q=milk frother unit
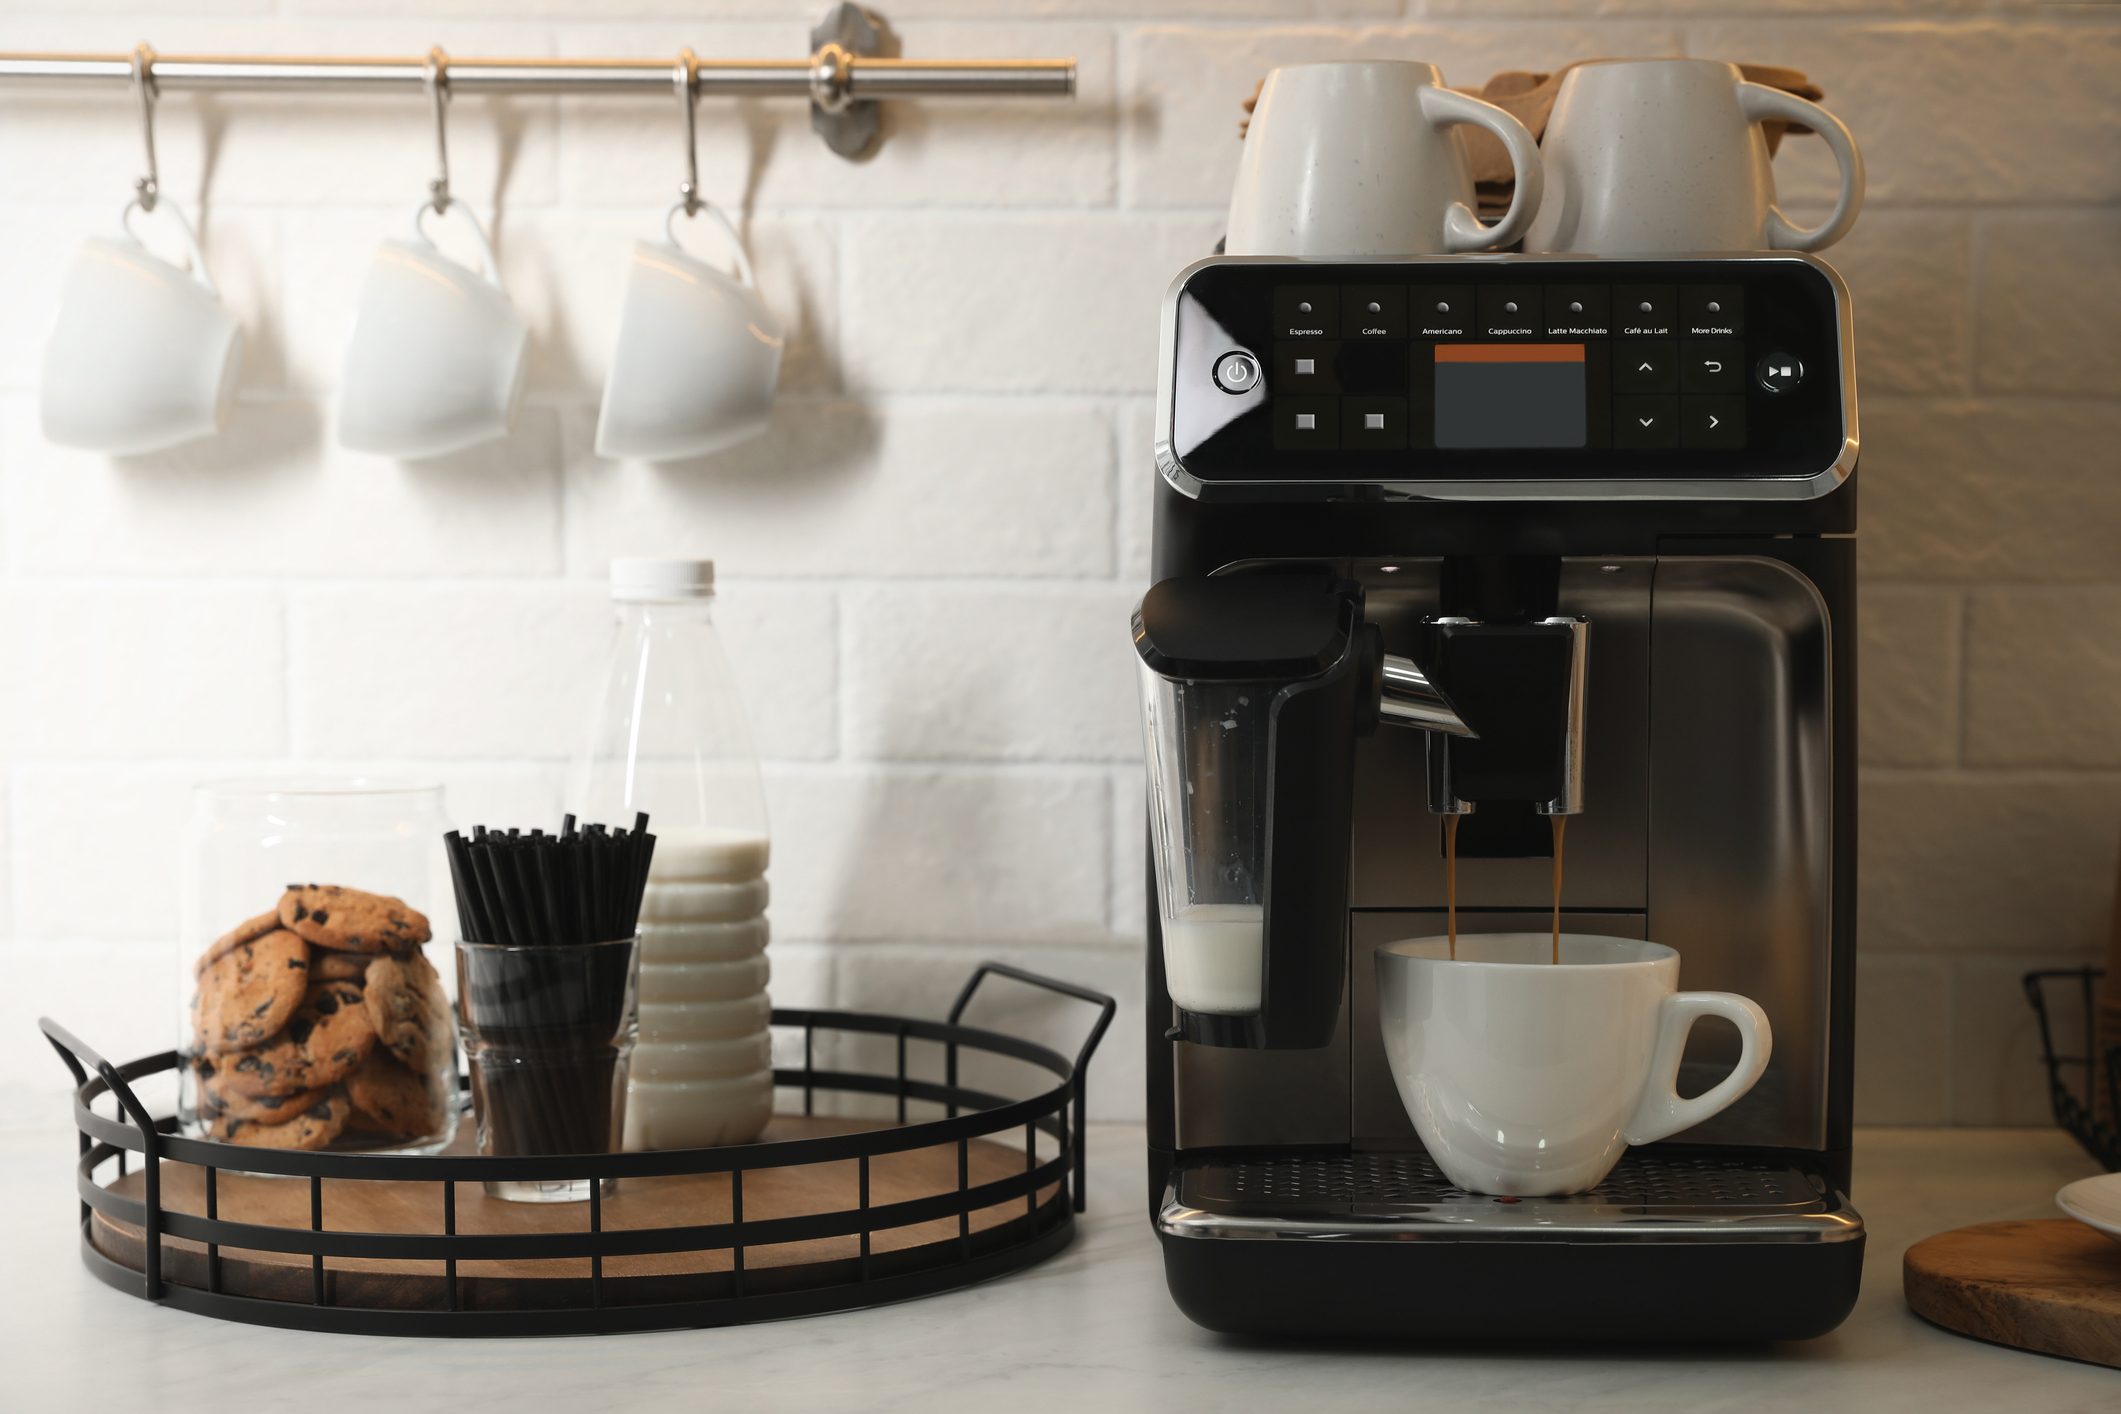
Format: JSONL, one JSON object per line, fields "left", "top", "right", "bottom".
{"left": 1136, "top": 254, "right": 1865, "bottom": 1341}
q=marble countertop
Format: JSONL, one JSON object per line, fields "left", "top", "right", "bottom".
{"left": 2, "top": 1120, "right": 2114, "bottom": 1412}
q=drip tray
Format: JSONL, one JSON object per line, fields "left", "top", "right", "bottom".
{"left": 1161, "top": 1151, "right": 1863, "bottom": 1245}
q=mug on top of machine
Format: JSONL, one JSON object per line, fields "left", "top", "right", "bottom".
{"left": 1225, "top": 61, "right": 1546, "bottom": 257}
{"left": 1523, "top": 57, "right": 1865, "bottom": 255}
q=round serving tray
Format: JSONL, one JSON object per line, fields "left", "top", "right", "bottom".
{"left": 43, "top": 962, "right": 1113, "bottom": 1337}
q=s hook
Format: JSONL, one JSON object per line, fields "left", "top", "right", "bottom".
{"left": 674, "top": 46, "right": 701, "bottom": 217}
{"left": 425, "top": 45, "right": 451, "bottom": 213}
{"left": 130, "top": 42, "right": 159, "bottom": 212}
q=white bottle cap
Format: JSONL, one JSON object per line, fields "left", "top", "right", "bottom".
{"left": 610, "top": 558, "right": 716, "bottom": 601}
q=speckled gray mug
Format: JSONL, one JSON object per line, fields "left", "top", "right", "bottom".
{"left": 1523, "top": 58, "right": 1864, "bottom": 256}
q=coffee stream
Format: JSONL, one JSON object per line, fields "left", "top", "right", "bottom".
{"left": 1550, "top": 815, "right": 1567, "bottom": 965}
{"left": 1444, "top": 813, "right": 1460, "bottom": 961}
{"left": 1439, "top": 814, "right": 1567, "bottom": 963}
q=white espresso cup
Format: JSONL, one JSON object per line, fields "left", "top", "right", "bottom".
{"left": 1225, "top": 61, "right": 1544, "bottom": 257}
{"left": 1376, "top": 933, "right": 1771, "bottom": 1197}
{"left": 1524, "top": 58, "right": 1865, "bottom": 255}
{"left": 339, "top": 202, "right": 528, "bottom": 460}
{"left": 595, "top": 202, "right": 784, "bottom": 462}
{"left": 41, "top": 198, "right": 244, "bottom": 455}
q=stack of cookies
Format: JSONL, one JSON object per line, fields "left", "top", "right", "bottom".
{"left": 187, "top": 884, "right": 457, "bottom": 1151}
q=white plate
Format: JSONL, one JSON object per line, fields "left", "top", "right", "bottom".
{"left": 2056, "top": 1173, "right": 2121, "bottom": 1241}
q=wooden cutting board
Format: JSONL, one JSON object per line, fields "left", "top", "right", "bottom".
{"left": 93, "top": 1115, "right": 1057, "bottom": 1311}
{"left": 1905, "top": 1219, "right": 2121, "bottom": 1369}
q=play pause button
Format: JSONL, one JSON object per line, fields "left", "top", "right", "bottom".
{"left": 1683, "top": 396, "right": 1746, "bottom": 449}
{"left": 1615, "top": 396, "right": 1679, "bottom": 449}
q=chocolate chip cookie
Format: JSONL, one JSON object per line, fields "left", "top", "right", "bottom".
{"left": 345, "top": 1053, "right": 447, "bottom": 1140}
{"left": 221, "top": 980, "right": 376, "bottom": 1097}
{"left": 194, "top": 907, "right": 284, "bottom": 975}
{"left": 279, "top": 884, "right": 430, "bottom": 955}
{"left": 201, "top": 1069, "right": 337, "bottom": 1127}
{"left": 364, "top": 952, "right": 452, "bottom": 1075}
{"left": 193, "top": 929, "right": 311, "bottom": 1051}
{"left": 310, "top": 950, "right": 373, "bottom": 984}
{"left": 212, "top": 1091, "right": 350, "bottom": 1150}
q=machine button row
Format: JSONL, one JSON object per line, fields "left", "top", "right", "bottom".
{"left": 1614, "top": 339, "right": 1746, "bottom": 394}
{"left": 1616, "top": 396, "right": 1746, "bottom": 450}
{"left": 1271, "top": 394, "right": 1745, "bottom": 451}
{"left": 1272, "top": 283, "right": 1744, "bottom": 340}
{"left": 1272, "top": 396, "right": 1410, "bottom": 451}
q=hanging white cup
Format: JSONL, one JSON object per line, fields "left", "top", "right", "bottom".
{"left": 41, "top": 198, "right": 244, "bottom": 455}
{"left": 595, "top": 203, "right": 784, "bottom": 462}
{"left": 339, "top": 201, "right": 528, "bottom": 460}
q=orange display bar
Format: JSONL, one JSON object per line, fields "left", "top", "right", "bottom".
{"left": 1435, "top": 343, "right": 1585, "bottom": 364}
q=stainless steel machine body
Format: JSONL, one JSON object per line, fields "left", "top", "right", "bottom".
{"left": 1139, "top": 254, "right": 1864, "bottom": 1341}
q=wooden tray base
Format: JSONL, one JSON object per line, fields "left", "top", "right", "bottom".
{"left": 94, "top": 1115, "right": 1059, "bottom": 1313}
{"left": 1904, "top": 1218, "right": 2121, "bottom": 1369}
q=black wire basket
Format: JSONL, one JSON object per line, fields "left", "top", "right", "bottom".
{"left": 2023, "top": 966, "right": 2121, "bottom": 1172}
{"left": 42, "top": 961, "right": 1114, "bottom": 1337}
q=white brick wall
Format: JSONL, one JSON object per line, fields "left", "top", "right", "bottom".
{"left": 1, "top": 2, "right": 2116, "bottom": 1130}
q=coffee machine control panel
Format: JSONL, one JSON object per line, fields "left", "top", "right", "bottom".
{"left": 1161, "top": 256, "right": 1853, "bottom": 499}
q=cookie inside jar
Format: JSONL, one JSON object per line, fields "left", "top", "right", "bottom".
{"left": 179, "top": 782, "right": 461, "bottom": 1156}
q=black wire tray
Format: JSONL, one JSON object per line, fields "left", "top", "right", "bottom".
{"left": 42, "top": 961, "right": 1114, "bottom": 1337}
{"left": 2024, "top": 966, "right": 2121, "bottom": 1172}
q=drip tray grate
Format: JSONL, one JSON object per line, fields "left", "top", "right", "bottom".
{"left": 1165, "top": 1151, "right": 1860, "bottom": 1244}
{"left": 1216, "top": 1150, "right": 1816, "bottom": 1208}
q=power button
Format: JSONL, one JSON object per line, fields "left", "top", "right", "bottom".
{"left": 1213, "top": 351, "right": 1262, "bottom": 394}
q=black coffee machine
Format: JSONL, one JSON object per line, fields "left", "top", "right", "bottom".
{"left": 1134, "top": 255, "right": 1864, "bottom": 1341}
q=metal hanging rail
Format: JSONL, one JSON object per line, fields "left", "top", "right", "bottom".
{"left": 0, "top": 5, "right": 1076, "bottom": 158}
{"left": 0, "top": 52, "right": 1076, "bottom": 97}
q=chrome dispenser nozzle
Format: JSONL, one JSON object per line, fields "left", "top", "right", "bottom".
{"left": 1377, "top": 653, "right": 1477, "bottom": 738}
{"left": 1419, "top": 615, "right": 1590, "bottom": 818}
{"left": 1534, "top": 616, "right": 1589, "bottom": 818}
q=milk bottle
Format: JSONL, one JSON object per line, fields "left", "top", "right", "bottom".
{"left": 573, "top": 559, "right": 774, "bottom": 1148}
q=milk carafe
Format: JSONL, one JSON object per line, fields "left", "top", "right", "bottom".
{"left": 572, "top": 558, "right": 773, "bottom": 1148}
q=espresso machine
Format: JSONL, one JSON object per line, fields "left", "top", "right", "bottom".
{"left": 1135, "top": 255, "right": 1865, "bottom": 1341}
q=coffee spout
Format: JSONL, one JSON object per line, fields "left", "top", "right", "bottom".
{"left": 1418, "top": 615, "right": 1590, "bottom": 819}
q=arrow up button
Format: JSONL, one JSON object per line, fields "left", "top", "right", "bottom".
{"left": 1613, "top": 340, "right": 1677, "bottom": 394}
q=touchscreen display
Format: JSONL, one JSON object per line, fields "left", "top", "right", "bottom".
{"left": 1434, "top": 344, "right": 1586, "bottom": 449}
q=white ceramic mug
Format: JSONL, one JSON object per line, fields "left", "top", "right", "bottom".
{"left": 339, "top": 202, "right": 528, "bottom": 459}
{"left": 1524, "top": 58, "right": 1865, "bottom": 255}
{"left": 1376, "top": 933, "right": 1771, "bottom": 1196}
{"left": 1225, "top": 61, "right": 1544, "bottom": 257}
{"left": 595, "top": 203, "right": 784, "bottom": 462}
{"left": 41, "top": 198, "right": 244, "bottom": 455}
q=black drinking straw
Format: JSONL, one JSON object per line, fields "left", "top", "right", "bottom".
{"left": 447, "top": 815, "right": 656, "bottom": 1164}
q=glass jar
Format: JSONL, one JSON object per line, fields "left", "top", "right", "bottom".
{"left": 179, "top": 780, "right": 460, "bottom": 1154}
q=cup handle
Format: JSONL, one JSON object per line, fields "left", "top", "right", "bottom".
{"left": 1623, "top": 992, "right": 1773, "bottom": 1146}
{"left": 664, "top": 200, "right": 759, "bottom": 288}
{"left": 1736, "top": 82, "right": 1866, "bottom": 253}
{"left": 412, "top": 199, "right": 504, "bottom": 286}
{"left": 122, "top": 196, "right": 219, "bottom": 298}
{"left": 1417, "top": 85, "right": 1545, "bottom": 254}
